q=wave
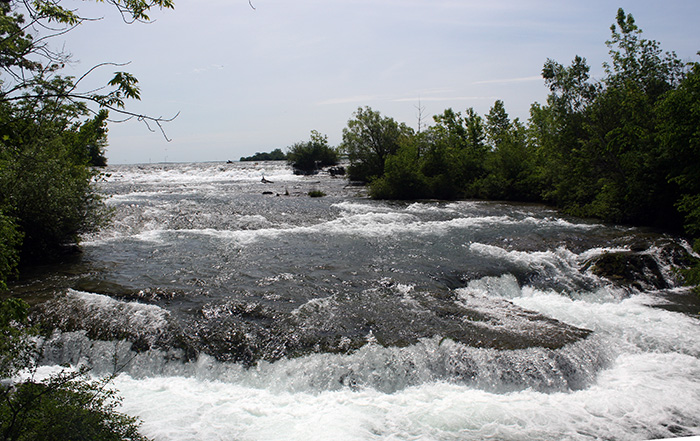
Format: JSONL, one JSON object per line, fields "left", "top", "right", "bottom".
{"left": 88, "top": 203, "right": 597, "bottom": 246}
{"left": 104, "top": 162, "right": 302, "bottom": 185}
{"left": 103, "top": 350, "right": 700, "bottom": 441}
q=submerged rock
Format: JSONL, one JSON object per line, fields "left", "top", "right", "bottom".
{"left": 279, "top": 288, "right": 591, "bottom": 357}
{"left": 585, "top": 245, "right": 688, "bottom": 291}
{"left": 179, "top": 286, "right": 592, "bottom": 365}
{"left": 33, "top": 285, "right": 592, "bottom": 368}
{"left": 588, "top": 251, "right": 666, "bottom": 289}
{"left": 33, "top": 290, "right": 187, "bottom": 354}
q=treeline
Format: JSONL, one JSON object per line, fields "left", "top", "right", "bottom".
{"left": 338, "top": 10, "right": 700, "bottom": 290}
{"left": 341, "top": 9, "right": 700, "bottom": 240}
{"left": 240, "top": 148, "right": 287, "bottom": 161}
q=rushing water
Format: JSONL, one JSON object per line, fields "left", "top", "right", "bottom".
{"left": 10, "top": 161, "right": 700, "bottom": 440}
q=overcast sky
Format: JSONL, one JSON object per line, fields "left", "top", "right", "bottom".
{"left": 59, "top": 0, "right": 700, "bottom": 164}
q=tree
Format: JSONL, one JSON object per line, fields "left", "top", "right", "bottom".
{"left": 528, "top": 8, "right": 689, "bottom": 227}
{"left": 542, "top": 55, "right": 598, "bottom": 115}
{"left": 0, "top": 213, "right": 22, "bottom": 290}
{"left": 604, "top": 8, "right": 685, "bottom": 100}
{"left": 286, "top": 130, "right": 338, "bottom": 175}
{"left": 0, "top": 0, "right": 175, "bottom": 276}
{"left": 369, "top": 141, "right": 430, "bottom": 199}
{"left": 240, "top": 148, "right": 287, "bottom": 161}
{"left": 341, "top": 106, "right": 413, "bottom": 182}
{"left": 420, "top": 107, "right": 488, "bottom": 198}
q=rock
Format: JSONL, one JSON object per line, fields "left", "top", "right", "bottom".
{"left": 587, "top": 251, "right": 667, "bottom": 290}
{"left": 328, "top": 166, "right": 346, "bottom": 176}
{"left": 183, "top": 287, "right": 592, "bottom": 366}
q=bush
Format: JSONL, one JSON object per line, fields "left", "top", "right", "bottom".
{"left": 287, "top": 130, "right": 338, "bottom": 175}
{"left": 0, "top": 100, "right": 110, "bottom": 264}
{"left": 0, "top": 298, "right": 151, "bottom": 441}
{"left": 369, "top": 144, "right": 430, "bottom": 200}
{"left": 341, "top": 107, "right": 413, "bottom": 182}
{"left": 308, "top": 190, "right": 326, "bottom": 197}
{"left": 240, "top": 148, "right": 287, "bottom": 161}
{"left": 0, "top": 212, "right": 22, "bottom": 289}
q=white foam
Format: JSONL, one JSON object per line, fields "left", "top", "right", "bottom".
{"left": 110, "top": 350, "right": 700, "bottom": 441}
{"left": 104, "top": 162, "right": 302, "bottom": 186}
{"left": 64, "top": 290, "right": 170, "bottom": 331}
{"left": 512, "top": 290, "right": 700, "bottom": 357}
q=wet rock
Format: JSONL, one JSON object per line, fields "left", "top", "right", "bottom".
{"left": 33, "top": 290, "right": 187, "bottom": 354}
{"left": 34, "top": 287, "right": 592, "bottom": 368}
{"left": 587, "top": 251, "right": 667, "bottom": 290}
{"left": 280, "top": 288, "right": 591, "bottom": 357}
{"left": 182, "top": 287, "right": 592, "bottom": 365}
{"left": 328, "top": 166, "right": 346, "bottom": 176}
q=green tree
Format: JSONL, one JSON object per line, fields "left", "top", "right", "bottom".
{"left": 604, "top": 8, "right": 685, "bottom": 101}
{"left": 655, "top": 60, "right": 700, "bottom": 291}
{"left": 574, "top": 8, "right": 685, "bottom": 226}
{"left": 0, "top": 0, "right": 174, "bottom": 277}
{"left": 0, "top": 87, "right": 110, "bottom": 263}
{"left": 0, "top": 213, "right": 22, "bottom": 290}
{"left": 286, "top": 130, "right": 338, "bottom": 175}
{"left": 532, "top": 56, "right": 598, "bottom": 209}
{"left": 420, "top": 108, "right": 488, "bottom": 199}
{"left": 530, "top": 8, "right": 687, "bottom": 227}
{"left": 477, "top": 101, "right": 534, "bottom": 200}
{"left": 341, "top": 106, "right": 413, "bottom": 182}
{"left": 368, "top": 141, "right": 431, "bottom": 199}
{"left": 240, "top": 148, "right": 287, "bottom": 161}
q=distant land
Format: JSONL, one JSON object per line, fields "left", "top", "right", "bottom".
{"left": 239, "top": 148, "right": 287, "bottom": 162}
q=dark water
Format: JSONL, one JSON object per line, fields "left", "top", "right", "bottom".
{"left": 10, "top": 162, "right": 700, "bottom": 441}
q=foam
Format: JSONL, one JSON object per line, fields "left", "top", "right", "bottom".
{"left": 105, "top": 350, "right": 700, "bottom": 441}
{"left": 104, "top": 162, "right": 303, "bottom": 186}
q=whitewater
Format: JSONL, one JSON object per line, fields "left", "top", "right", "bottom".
{"left": 12, "top": 161, "right": 700, "bottom": 440}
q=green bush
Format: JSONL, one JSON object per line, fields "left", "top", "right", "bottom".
{"left": 0, "top": 213, "right": 22, "bottom": 289}
{"left": 308, "top": 190, "right": 326, "bottom": 197}
{"left": 0, "top": 298, "right": 151, "bottom": 441}
{"left": 0, "top": 99, "right": 110, "bottom": 265}
{"left": 240, "top": 148, "right": 287, "bottom": 161}
{"left": 287, "top": 130, "right": 338, "bottom": 175}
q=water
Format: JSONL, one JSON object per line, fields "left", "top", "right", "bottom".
{"left": 11, "top": 161, "right": 700, "bottom": 440}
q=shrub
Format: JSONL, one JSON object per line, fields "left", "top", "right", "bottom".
{"left": 287, "top": 131, "right": 338, "bottom": 175}
{"left": 0, "top": 213, "right": 22, "bottom": 289}
{"left": 0, "top": 298, "right": 151, "bottom": 441}
{"left": 308, "top": 190, "right": 326, "bottom": 197}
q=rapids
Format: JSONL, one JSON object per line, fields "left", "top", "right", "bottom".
{"left": 8, "top": 161, "right": 700, "bottom": 440}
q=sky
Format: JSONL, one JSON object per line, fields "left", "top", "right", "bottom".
{"left": 58, "top": 0, "right": 700, "bottom": 164}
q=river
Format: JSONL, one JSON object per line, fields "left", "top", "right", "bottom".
{"left": 10, "top": 161, "right": 700, "bottom": 440}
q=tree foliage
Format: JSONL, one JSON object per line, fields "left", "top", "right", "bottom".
{"left": 286, "top": 130, "right": 338, "bottom": 175}
{"left": 345, "top": 9, "right": 700, "bottom": 293}
{"left": 0, "top": 298, "right": 151, "bottom": 441}
{"left": 240, "top": 148, "right": 287, "bottom": 162}
{"left": 0, "top": 0, "right": 174, "bottom": 283}
{"left": 345, "top": 9, "right": 700, "bottom": 292}
{"left": 351, "top": 9, "right": 697, "bottom": 225}
{"left": 341, "top": 106, "right": 413, "bottom": 182}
